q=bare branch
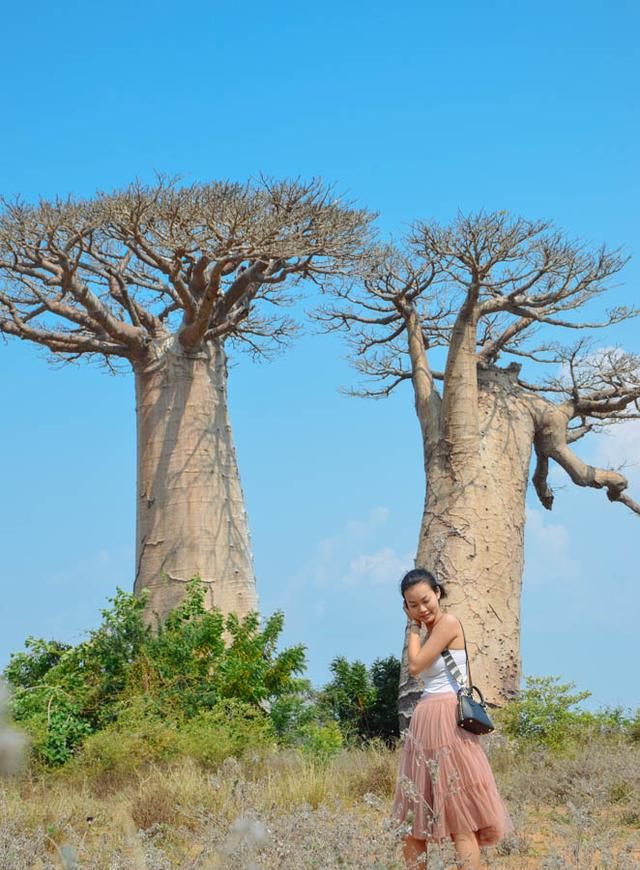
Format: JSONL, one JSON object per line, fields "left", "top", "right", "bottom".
{"left": 325, "top": 211, "right": 638, "bottom": 522}
{"left": 527, "top": 394, "right": 640, "bottom": 516}
{"left": 400, "top": 300, "right": 442, "bottom": 442}
{"left": 532, "top": 441, "right": 554, "bottom": 509}
{"left": 342, "top": 372, "right": 413, "bottom": 399}
{"left": 615, "top": 492, "right": 640, "bottom": 515}
{"left": 0, "top": 177, "right": 374, "bottom": 364}
{"left": 0, "top": 299, "right": 132, "bottom": 358}
{"left": 317, "top": 244, "right": 451, "bottom": 399}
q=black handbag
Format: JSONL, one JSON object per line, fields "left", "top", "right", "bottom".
{"left": 441, "top": 624, "right": 495, "bottom": 735}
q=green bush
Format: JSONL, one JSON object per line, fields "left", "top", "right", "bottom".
{"left": 320, "top": 657, "right": 375, "bottom": 742}
{"left": 4, "top": 579, "right": 306, "bottom": 767}
{"left": 626, "top": 709, "right": 640, "bottom": 743}
{"left": 497, "top": 676, "right": 592, "bottom": 750}
{"left": 319, "top": 655, "right": 400, "bottom": 744}
{"left": 298, "top": 720, "right": 343, "bottom": 763}
{"left": 6, "top": 589, "right": 152, "bottom": 766}
{"left": 177, "top": 699, "right": 276, "bottom": 767}
{"left": 4, "top": 638, "right": 71, "bottom": 689}
{"left": 577, "top": 705, "right": 636, "bottom": 739}
{"left": 368, "top": 656, "right": 401, "bottom": 742}
{"left": 268, "top": 677, "right": 322, "bottom": 745}
{"left": 14, "top": 690, "right": 92, "bottom": 767}
{"left": 68, "top": 696, "right": 275, "bottom": 781}
{"left": 75, "top": 717, "right": 180, "bottom": 778}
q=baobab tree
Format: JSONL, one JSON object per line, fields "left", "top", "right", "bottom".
{"left": 320, "top": 212, "right": 640, "bottom": 726}
{"left": 0, "top": 177, "right": 373, "bottom": 623}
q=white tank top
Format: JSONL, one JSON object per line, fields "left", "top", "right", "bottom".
{"left": 420, "top": 648, "right": 467, "bottom": 696}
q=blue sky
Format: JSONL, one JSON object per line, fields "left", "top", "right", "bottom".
{"left": 1, "top": 1, "right": 639, "bottom": 709}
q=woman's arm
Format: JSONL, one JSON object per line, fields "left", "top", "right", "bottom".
{"left": 407, "top": 613, "right": 459, "bottom": 677}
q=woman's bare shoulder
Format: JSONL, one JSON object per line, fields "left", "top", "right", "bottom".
{"left": 439, "top": 612, "right": 464, "bottom": 646}
{"left": 432, "top": 612, "right": 460, "bottom": 639}
{"left": 440, "top": 612, "right": 460, "bottom": 629}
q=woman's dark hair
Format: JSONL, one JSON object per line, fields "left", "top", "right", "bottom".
{"left": 400, "top": 568, "right": 447, "bottom": 601}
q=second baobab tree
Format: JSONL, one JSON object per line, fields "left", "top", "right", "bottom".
{"left": 322, "top": 211, "right": 640, "bottom": 725}
{"left": 0, "top": 177, "right": 373, "bottom": 623}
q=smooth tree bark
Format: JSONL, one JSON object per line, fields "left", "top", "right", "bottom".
{"left": 321, "top": 214, "right": 640, "bottom": 727}
{"left": 134, "top": 335, "right": 256, "bottom": 618}
{"left": 0, "top": 178, "right": 373, "bottom": 624}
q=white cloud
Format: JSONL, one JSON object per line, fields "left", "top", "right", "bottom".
{"left": 287, "top": 506, "right": 412, "bottom": 593}
{"left": 524, "top": 506, "right": 579, "bottom": 586}
{"left": 345, "top": 506, "right": 391, "bottom": 539}
{"left": 345, "top": 547, "right": 413, "bottom": 586}
{"left": 279, "top": 507, "right": 413, "bottom": 686}
{"left": 306, "top": 537, "right": 337, "bottom": 587}
{"left": 592, "top": 420, "right": 640, "bottom": 489}
{"left": 526, "top": 506, "right": 570, "bottom": 551}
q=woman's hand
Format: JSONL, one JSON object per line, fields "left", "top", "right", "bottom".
{"left": 403, "top": 602, "right": 422, "bottom": 632}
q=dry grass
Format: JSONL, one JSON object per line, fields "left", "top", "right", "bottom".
{"left": 1, "top": 736, "right": 639, "bottom": 869}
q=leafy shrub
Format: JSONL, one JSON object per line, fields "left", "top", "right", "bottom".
{"left": 69, "top": 697, "right": 275, "bottom": 785}
{"left": 497, "top": 676, "right": 592, "bottom": 750}
{"left": 177, "top": 699, "right": 276, "bottom": 767}
{"left": 320, "top": 657, "right": 375, "bottom": 742}
{"left": 367, "top": 656, "right": 401, "bottom": 742}
{"left": 627, "top": 709, "right": 640, "bottom": 743}
{"left": 6, "top": 590, "right": 152, "bottom": 766}
{"left": 268, "top": 677, "right": 322, "bottom": 745}
{"left": 4, "top": 638, "right": 71, "bottom": 689}
{"left": 125, "top": 580, "right": 306, "bottom": 720}
{"left": 576, "top": 705, "right": 637, "bottom": 740}
{"left": 319, "top": 655, "right": 400, "bottom": 744}
{"left": 74, "top": 716, "right": 180, "bottom": 780}
{"left": 4, "top": 579, "right": 306, "bottom": 767}
{"left": 498, "top": 679, "right": 640, "bottom": 752}
{"left": 29, "top": 694, "right": 92, "bottom": 767}
{"left": 298, "top": 720, "right": 343, "bottom": 763}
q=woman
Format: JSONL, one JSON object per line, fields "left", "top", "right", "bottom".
{"left": 392, "top": 568, "right": 511, "bottom": 870}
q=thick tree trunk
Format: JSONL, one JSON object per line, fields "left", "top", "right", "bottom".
{"left": 399, "top": 366, "right": 534, "bottom": 729}
{"left": 133, "top": 336, "right": 258, "bottom": 624}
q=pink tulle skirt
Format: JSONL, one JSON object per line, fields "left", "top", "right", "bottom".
{"left": 392, "top": 693, "right": 512, "bottom": 846}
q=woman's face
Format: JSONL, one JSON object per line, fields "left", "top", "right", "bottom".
{"left": 404, "top": 581, "right": 441, "bottom": 626}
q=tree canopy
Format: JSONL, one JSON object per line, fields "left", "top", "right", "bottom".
{"left": 0, "top": 176, "right": 374, "bottom": 365}
{"left": 321, "top": 211, "right": 640, "bottom": 513}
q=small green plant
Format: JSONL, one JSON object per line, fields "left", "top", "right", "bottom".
{"left": 320, "top": 657, "right": 376, "bottom": 742}
{"left": 73, "top": 715, "right": 180, "bottom": 779}
{"left": 299, "top": 720, "right": 343, "bottom": 763}
{"left": 607, "top": 779, "right": 633, "bottom": 804}
{"left": 319, "top": 655, "right": 401, "bottom": 744}
{"left": 367, "top": 656, "right": 401, "bottom": 742}
{"left": 177, "top": 698, "right": 276, "bottom": 767}
{"left": 4, "top": 638, "right": 71, "bottom": 689}
{"left": 268, "top": 677, "right": 321, "bottom": 744}
{"left": 627, "top": 709, "right": 640, "bottom": 743}
{"left": 497, "top": 676, "right": 592, "bottom": 750}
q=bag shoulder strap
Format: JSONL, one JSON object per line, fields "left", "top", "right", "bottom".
{"left": 441, "top": 648, "right": 465, "bottom": 689}
{"left": 441, "top": 617, "right": 472, "bottom": 690}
